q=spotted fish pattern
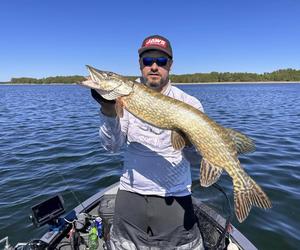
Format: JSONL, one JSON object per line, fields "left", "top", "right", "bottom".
{"left": 80, "top": 65, "right": 272, "bottom": 222}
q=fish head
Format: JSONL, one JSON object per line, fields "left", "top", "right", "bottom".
{"left": 86, "top": 65, "right": 126, "bottom": 91}
{"left": 79, "top": 65, "right": 134, "bottom": 100}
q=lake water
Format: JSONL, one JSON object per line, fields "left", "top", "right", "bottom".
{"left": 0, "top": 83, "right": 299, "bottom": 249}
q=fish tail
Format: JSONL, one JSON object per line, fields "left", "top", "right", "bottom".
{"left": 233, "top": 176, "right": 272, "bottom": 223}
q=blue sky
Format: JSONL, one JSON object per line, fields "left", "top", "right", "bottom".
{"left": 0, "top": 0, "right": 299, "bottom": 81}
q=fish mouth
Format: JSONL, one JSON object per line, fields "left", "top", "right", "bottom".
{"left": 86, "top": 65, "right": 107, "bottom": 80}
{"left": 86, "top": 65, "right": 122, "bottom": 82}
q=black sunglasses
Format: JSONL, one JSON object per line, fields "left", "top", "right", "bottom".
{"left": 142, "top": 57, "right": 169, "bottom": 67}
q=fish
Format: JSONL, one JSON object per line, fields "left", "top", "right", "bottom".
{"left": 79, "top": 65, "right": 272, "bottom": 222}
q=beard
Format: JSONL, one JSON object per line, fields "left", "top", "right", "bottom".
{"left": 143, "top": 75, "right": 168, "bottom": 91}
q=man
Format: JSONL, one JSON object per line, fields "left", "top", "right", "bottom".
{"left": 92, "top": 35, "right": 204, "bottom": 249}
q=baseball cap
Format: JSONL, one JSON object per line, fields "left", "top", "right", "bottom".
{"left": 138, "top": 35, "right": 173, "bottom": 58}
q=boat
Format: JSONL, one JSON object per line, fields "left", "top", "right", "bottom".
{"left": 1, "top": 182, "right": 257, "bottom": 250}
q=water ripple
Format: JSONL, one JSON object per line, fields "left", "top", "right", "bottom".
{"left": 1, "top": 84, "right": 300, "bottom": 249}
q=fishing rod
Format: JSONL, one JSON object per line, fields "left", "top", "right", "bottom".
{"left": 55, "top": 170, "right": 86, "bottom": 212}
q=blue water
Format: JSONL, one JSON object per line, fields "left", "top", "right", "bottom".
{"left": 0, "top": 84, "right": 299, "bottom": 249}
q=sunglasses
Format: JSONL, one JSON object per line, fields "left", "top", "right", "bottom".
{"left": 142, "top": 57, "right": 169, "bottom": 67}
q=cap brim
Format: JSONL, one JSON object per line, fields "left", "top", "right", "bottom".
{"left": 138, "top": 46, "right": 172, "bottom": 58}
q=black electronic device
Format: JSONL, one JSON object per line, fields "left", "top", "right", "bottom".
{"left": 31, "top": 195, "right": 65, "bottom": 228}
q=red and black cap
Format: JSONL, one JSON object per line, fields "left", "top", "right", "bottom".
{"left": 138, "top": 35, "right": 173, "bottom": 58}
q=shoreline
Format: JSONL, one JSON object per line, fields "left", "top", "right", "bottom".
{"left": 172, "top": 81, "right": 300, "bottom": 85}
{"left": 0, "top": 83, "right": 77, "bottom": 85}
{"left": 1, "top": 81, "right": 300, "bottom": 86}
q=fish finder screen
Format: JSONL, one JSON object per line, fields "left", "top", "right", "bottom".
{"left": 32, "top": 195, "right": 64, "bottom": 223}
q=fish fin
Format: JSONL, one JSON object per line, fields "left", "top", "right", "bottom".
{"left": 233, "top": 176, "right": 272, "bottom": 223}
{"left": 226, "top": 128, "right": 255, "bottom": 154}
{"left": 200, "top": 159, "right": 223, "bottom": 187}
{"left": 115, "top": 98, "right": 124, "bottom": 118}
{"left": 171, "top": 130, "right": 186, "bottom": 150}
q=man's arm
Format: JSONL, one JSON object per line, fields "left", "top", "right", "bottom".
{"left": 91, "top": 89, "right": 127, "bottom": 152}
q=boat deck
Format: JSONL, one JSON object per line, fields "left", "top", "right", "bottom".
{"left": 44, "top": 183, "right": 256, "bottom": 250}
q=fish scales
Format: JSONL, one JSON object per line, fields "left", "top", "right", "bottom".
{"left": 80, "top": 65, "right": 272, "bottom": 222}
{"left": 126, "top": 87, "right": 239, "bottom": 183}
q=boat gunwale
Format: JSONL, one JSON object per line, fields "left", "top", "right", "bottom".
{"left": 40, "top": 182, "right": 257, "bottom": 250}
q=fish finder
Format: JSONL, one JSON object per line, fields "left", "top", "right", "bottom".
{"left": 31, "top": 195, "right": 65, "bottom": 228}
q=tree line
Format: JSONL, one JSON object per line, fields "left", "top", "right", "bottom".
{"left": 170, "top": 68, "right": 300, "bottom": 83}
{"left": 9, "top": 68, "right": 300, "bottom": 84}
{"left": 10, "top": 75, "right": 86, "bottom": 84}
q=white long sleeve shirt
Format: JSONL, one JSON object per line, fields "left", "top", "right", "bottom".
{"left": 99, "top": 83, "right": 204, "bottom": 197}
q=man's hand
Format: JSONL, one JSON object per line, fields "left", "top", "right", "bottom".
{"left": 91, "top": 89, "right": 117, "bottom": 117}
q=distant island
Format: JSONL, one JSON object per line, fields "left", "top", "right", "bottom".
{"left": 2, "top": 68, "right": 300, "bottom": 84}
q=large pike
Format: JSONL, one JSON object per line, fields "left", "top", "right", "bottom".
{"left": 80, "top": 65, "right": 271, "bottom": 222}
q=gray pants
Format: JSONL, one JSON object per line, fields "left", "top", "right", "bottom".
{"left": 108, "top": 190, "right": 204, "bottom": 250}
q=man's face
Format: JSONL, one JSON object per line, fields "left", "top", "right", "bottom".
{"left": 139, "top": 50, "right": 172, "bottom": 92}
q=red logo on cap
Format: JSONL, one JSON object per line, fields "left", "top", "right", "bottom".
{"left": 144, "top": 38, "right": 167, "bottom": 48}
